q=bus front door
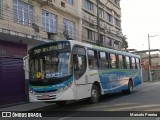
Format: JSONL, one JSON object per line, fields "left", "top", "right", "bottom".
{"left": 73, "top": 46, "right": 87, "bottom": 100}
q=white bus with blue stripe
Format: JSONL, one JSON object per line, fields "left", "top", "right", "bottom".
{"left": 27, "top": 40, "right": 142, "bottom": 105}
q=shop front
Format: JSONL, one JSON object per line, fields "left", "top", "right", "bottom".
{"left": 0, "top": 40, "right": 27, "bottom": 106}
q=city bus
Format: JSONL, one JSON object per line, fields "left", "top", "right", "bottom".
{"left": 24, "top": 40, "right": 142, "bottom": 105}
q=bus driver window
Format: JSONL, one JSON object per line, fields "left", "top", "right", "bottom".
{"left": 74, "top": 55, "right": 86, "bottom": 79}
{"left": 73, "top": 47, "right": 86, "bottom": 80}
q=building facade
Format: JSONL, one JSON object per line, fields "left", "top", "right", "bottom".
{"left": 81, "top": 0, "right": 122, "bottom": 49}
{"left": 134, "top": 50, "right": 160, "bottom": 81}
{"left": 0, "top": 0, "right": 122, "bottom": 52}
{"left": 0, "top": 0, "right": 122, "bottom": 105}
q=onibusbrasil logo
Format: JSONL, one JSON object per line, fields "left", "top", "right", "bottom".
{"left": 1, "top": 112, "right": 42, "bottom": 118}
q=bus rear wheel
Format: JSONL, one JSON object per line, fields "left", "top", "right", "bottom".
{"left": 89, "top": 85, "right": 99, "bottom": 104}
{"left": 122, "top": 80, "right": 133, "bottom": 94}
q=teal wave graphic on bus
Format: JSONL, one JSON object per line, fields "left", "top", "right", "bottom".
{"left": 29, "top": 75, "right": 73, "bottom": 92}
{"left": 97, "top": 69, "right": 141, "bottom": 94}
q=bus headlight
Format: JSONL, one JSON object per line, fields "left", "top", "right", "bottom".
{"left": 29, "top": 89, "right": 35, "bottom": 95}
{"left": 56, "top": 85, "right": 70, "bottom": 93}
{"left": 56, "top": 88, "right": 64, "bottom": 93}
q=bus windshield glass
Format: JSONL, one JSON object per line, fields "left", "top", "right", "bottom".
{"left": 29, "top": 42, "right": 72, "bottom": 80}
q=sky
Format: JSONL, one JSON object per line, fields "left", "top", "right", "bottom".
{"left": 120, "top": 0, "right": 160, "bottom": 50}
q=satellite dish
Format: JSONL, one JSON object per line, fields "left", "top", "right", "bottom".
{"left": 32, "top": 23, "right": 39, "bottom": 32}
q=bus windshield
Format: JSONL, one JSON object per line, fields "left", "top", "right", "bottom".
{"left": 29, "top": 52, "right": 72, "bottom": 80}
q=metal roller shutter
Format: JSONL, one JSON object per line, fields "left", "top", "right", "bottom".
{"left": 0, "top": 57, "right": 26, "bottom": 106}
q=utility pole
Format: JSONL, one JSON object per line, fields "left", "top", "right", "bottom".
{"left": 148, "top": 34, "right": 152, "bottom": 82}
{"left": 148, "top": 34, "right": 159, "bottom": 82}
{"left": 96, "top": 0, "right": 100, "bottom": 45}
{"left": 96, "top": 0, "right": 109, "bottom": 46}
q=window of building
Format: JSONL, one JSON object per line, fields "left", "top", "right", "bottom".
{"left": 114, "top": 0, "right": 120, "bottom": 6}
{"left": 106, "top": 37, "right": 113, "bottom": 47}
{"left": 100, "top": 34, "right": 105, "bottom": 43}
{"left": 66, "top": 0, "right": 73, "bottom": 5}
{"left": 114, "top": 40, "right": 120, "bottom": 49}
{"left": 84, "top": 0, "right": 93, "bottom": 12}
{"left": 87, "top": 49, "right": 98, "bottom": 69}
{"left": 63, "top": 19, "right": 75, "bottom": 39}
{"left": 42, "top": 10, "right": 57, "bottom": 33}
{"left": 114, "top": 18, "right": 120, "bottom": 27}
{"left": 99, "top": 8, "right": 104, "bottom": 18}
{"left": 87, "top": 29, "right": 95, "bottom": 41}
{"left": 13, "top": 0, "right": 34, "bottom": 26}
{"left": 106, "top": 12, "right": 113, "bottom": 23}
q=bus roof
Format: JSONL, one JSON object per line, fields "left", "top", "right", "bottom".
{"left": 68, "top": 40, "right": 140, "bottom": 58}
{"left": 30, "top": 40, "right": 140, "bottom": 58}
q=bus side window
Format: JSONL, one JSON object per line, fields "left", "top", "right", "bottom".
{"left": 129, "top": 57, "right": 132, "bottom": 69}
{"left": 118, "top": 55, "right": 124, "bottom": 69}
{"left": 110, "top": 53, "right": 117, "bottom": 69}
{"left": 87, "top": 49, "right": 98, "bottom": 69}
{"left": 135, "top": 58, "right": 140, "bottom": 69}
{"left": 131, "top": 57, "right": 136, "bottom": 69}
{"left": 123, "top": 55, "right": 127, "bottom": 69}
{"left": 116, "top": 55, "right": 119, "bottom": 68}
{"left": 73, "top": 46, "right": 86, "bottom": 80}
{"left": 126, "top": 56, "right": 131, "bottom": 69}
{"left": 106, "top": 53, "right": 111, "bottom": 68}
{"left": 99, "top": 51, "right": 108, "bottom": 69}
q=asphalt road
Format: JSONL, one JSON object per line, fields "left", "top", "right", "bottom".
{"left": 38, "top": 81, "right": 160, "bottom": 112}
{"left": 2, "top": 81, "right": 160, "bottom": 120}
{"left": 35, "top": 81, "right": 160, "bottom": 120}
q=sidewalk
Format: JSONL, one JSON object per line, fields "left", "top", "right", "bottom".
{"left": 0, "top": 102, "right": 55, "bottom": 112}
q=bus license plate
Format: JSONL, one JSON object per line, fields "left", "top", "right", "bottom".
{"left": 42, "top": 95, "right": 49, "bottom": 99}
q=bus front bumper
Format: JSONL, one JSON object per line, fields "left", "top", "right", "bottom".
{"left": 29, "top": 87, "right": 75, "bottom": 102}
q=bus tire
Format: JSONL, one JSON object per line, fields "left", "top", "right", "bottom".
{"left": 123, "top": 80, "right": 133, "bottom": 94}
{"left": 55, "top": 101, "right": 66, "bottom": 106}
{"left": 89, "top": 85, "right": 99, "bottom": 104}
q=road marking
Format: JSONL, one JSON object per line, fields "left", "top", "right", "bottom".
{"left": 58, "top": 112, "right": 80, "bottom": 120}
{"left": 144, "top": 108, "right": 160, "bottom": 111}
{"left": 109, "top": 84, "right": 160, "bottom": 104}
{"left": 77, "top": 83, "right": 160, "bottom": 111}
{"left": 104, "top": 104, "right": 160, "bottom": 111}
{"left": 78, "top": 103, "right": 138, "bottom": 110}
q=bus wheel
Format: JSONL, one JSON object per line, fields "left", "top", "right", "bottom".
{"left": 90, "top": 85, "right": 99, "bottom": 104}
{"left": 123, "top": 80, "right": 133, "bottom": 94}
{"left": 55, "top": 101, "right": 66, "bottom": 106}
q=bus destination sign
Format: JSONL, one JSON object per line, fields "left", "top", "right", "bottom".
{"left": 31, "top": 42, "right": 70, "bottom": 55}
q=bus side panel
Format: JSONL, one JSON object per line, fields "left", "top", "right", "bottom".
{"left": 88, "top": 70, "right": 104, "bottom": 94}
{"left": 97, "top": 69, "right": 142, "bottom": 94}
{"left": 98, "top": 70, "right": 128, "bottom": 94}
{"left": 132, "top": 69, "right": 142, "bottom": 87}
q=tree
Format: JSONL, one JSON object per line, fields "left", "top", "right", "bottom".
{"left": 122, "top": 35, "right": 128, "bottom": 50}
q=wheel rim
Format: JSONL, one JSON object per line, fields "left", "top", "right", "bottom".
{"left": 92, "top": 89, "right": 98, "bottom": 101}
{"left": 129, "top": 82, "right": 133, "bottom": 92}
